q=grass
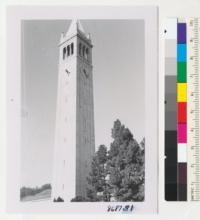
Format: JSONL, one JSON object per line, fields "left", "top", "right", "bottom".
{"left": 21, "top": 189, "right": 51, "bottom": 202}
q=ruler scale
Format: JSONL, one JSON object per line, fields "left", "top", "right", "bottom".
{"left": 187, "top": 18, "right": 200, "bottom": 201}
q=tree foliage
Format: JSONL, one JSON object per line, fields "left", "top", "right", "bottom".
{"left": 86, "top": 145, "right": 111, "bottom": 201}
{"left": 86, "top": 119, "right": 145, "bottom": 202}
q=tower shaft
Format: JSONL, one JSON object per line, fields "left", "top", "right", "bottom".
{"left": 52, "top": 20, "right": 95, "bottom": 202}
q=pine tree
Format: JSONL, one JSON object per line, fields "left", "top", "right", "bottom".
{"left": 86, "top": 145, "right": 109, "bottom": 201}
{"left": 86, "top": 119, "right": 145, "bottom": 202}
{"left": 107, "top": 119, "right": 145, "bottom": 201}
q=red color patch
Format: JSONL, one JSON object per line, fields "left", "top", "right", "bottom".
{"left": 178, "top": 102, "right": 187, "bottom": 123}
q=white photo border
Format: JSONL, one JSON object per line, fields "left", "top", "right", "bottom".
{"left": 7, "top": 5, "right": 158, "bottom": 214}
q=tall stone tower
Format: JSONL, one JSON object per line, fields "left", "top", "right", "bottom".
{"left": 52, "top": 20, "right": 95, "bottom": 202}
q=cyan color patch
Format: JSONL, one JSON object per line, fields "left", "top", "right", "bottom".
{"left": 177, "top": 44, "right": 186, "bottom": 62}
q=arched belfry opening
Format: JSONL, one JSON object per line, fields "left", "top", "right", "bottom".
{"left": 67, "top": 45, "right": 70, "bottom": 56}
{"left": 79, "top": 43, "right": 82, "bottom": 56}
{"left": 63, "top": 47, "right": 66, "bottom": 60}
{"left": 71, "top": 43, "right": 74, "bottom": 55}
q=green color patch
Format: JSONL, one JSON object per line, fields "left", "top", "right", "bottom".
{"left": 177, "top": 62, "right": 187, "bottom": 82}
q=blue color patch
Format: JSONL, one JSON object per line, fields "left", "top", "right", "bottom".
{"left": 177, "top": 44, "right": 186, "bottom": 62}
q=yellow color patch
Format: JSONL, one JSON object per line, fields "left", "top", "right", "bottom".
{"left": 177, "top": 83, "right": 187, "bottom": 102}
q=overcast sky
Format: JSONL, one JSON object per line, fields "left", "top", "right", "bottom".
{"left": 21, "top": 19, "right": 144, "bottom": 188}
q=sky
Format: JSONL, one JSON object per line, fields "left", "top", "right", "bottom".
{"left": 21, "top": 19, "right": 144, "bottom": 188}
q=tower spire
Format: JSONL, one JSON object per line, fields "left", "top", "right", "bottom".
{"left": 60, "top": 19, "right": 91, "bottom": 45}
{"left": 66, "top": 19, "right": 85, "bottom": 37}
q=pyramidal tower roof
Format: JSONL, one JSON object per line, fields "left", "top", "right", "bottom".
{"left": 67, "top": 19, "right": 85, "bottom": 36}
{"left": 60, "top": 19, "right": 92, "bottom": 45}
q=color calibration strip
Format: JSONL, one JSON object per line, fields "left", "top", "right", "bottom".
{"left": 177, "top": 20, "right": 187, "bottom": 201}
{"left": 165, "top": 18, "right": 200, "bottom": 201}
{"left": 165, "top": 18, "right": 178, "bottom": 201}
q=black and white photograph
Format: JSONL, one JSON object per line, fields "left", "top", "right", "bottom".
{"left": 20, "top": 19, "right": 145, "bottom": 203}
{"left": 7, "top": 6, "right": 158, "bottom": 214}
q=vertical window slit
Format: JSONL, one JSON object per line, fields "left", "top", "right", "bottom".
{"left": 67, "top": 45, "right": 70, "bottom": 56}
{"left": 71, "top": 43, "right": 74, "bottom": 55}
{"left": 63, "top": 47, "right": 66, "bottom": 60}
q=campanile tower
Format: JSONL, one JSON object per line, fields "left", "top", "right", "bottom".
{"left": 52, "top": 20, "right": 95, "bottom": 202}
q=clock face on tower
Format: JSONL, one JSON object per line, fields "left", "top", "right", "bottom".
{"left": 64, "top": 62, "right": 70, "bottom": 76}
{"left": 83, "top": 68, "right": 89, "bottom": 78}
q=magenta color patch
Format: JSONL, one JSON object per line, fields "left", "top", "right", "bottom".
{"left": 178, "top": 123, "right": 187, "bottom": 143}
